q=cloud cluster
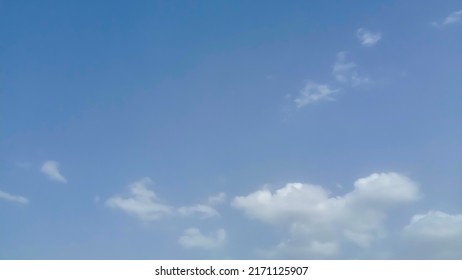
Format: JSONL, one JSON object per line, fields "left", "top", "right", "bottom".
{"left": 178, "top": 228, "right": 227, "bottom": 250}
{"left": 233, "top": 173, "right": 419, "bottom": 258}
{"left": 106, "top": 178, "right": 226, "bottom": 250}
{"left": 293, "top": 28, "right": 377, "bottom": 108}
{"left": 41, "top": 161, "right": 67, "bottom": 183}
{"left": 0, "top": 189, "right": 29, "bottom": 204}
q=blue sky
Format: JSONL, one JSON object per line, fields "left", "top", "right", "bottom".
{"left": 1, "top": 0, "right": 461, "bottom": 259}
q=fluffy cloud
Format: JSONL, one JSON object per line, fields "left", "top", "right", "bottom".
{"left": 178, "top": 228, "right": 226, "bottom": 250}
{"left": 433, "top": 10, "right": 462, "bottom": 26}
{"left": 403, "top": 211, "right": 462, "bottom": 259}
{"left": 333, "top": 52, "right": 370, "bottom": 87}
{"left": 106, "top": 177, "right": 173, "bottom": 221}
{"left": 232, "top": 173, "right": 419, "bottom": 258}
{"left": 41, "top": 161, "right": 67, "bottom": 183}
{"left": 178, "top": 204, "right": 220, "bottom": 219}
{"left": 356, "top": 28, "right": 382, "bottom": 46}
{"left": 0, "top": 189, "right": 29, "bottom": 204}
{"left": 294, "top": 81, "right": 338, "bottom": 108}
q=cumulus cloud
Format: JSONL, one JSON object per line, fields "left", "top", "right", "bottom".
{"left": 178, "top": 228, "right": 226, "bottom": 250}
{"left": 333, "top": 52, "right": 371, "bottom": 87}
{"left": 0, "top": 189, "right": 29, "bottom": 204}
{"left": 41, "top": 161, "right": 67, "bottom": 183}
{"left": 433, "top": 10, "right": 462, "bottom": 26}
{"left": 294, "top": 81, "right": 338, "bottom": 108}
{"left": 356, "top": 28, "right": 382, "bottom": 46}
{"left": 403, "top": 211, "right": 462, "bottom": 259}
{"left": 208, "top": 192, "right": 227, "bottom": 205}
{"left": 106, "top": 177, "right": 173, "bottom": 221}
{"left": 178, "top": 204, "right": 220, "bottom": 219}
{"left": 232, "top": 172, "right": 419, "bottom": 258}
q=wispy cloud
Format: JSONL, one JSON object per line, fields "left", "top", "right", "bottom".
{"left": 208, "top": 192, "right": 227, "bottom": 205}
{"left": 178, "top": 204, "right": 220, "bottom": 219}
{"left": 433, "top": 10, "right": 462, "bottom": 27}
{"left": 178, "top": 228, "right": 226, "bottom": 250}
{"left": 356, "top": 28, "right": 382, "bottom": 46}
{"left": 333, "top": 52, "right": 371, "bottom": 87}
{"left": 232, "top": 172, "right": 420, "bottom": 258}
{"left": 106, "top": 177, "right": 173, "bottom": 221}
{"left": 0, "top": 189, "right": 29, "bottom": 204}
{"left": 106, "top": 178, "right": 221, "bottom": 221}
{"left": 41, "top": 161, "right": 67, "bottom": 183}
{"left": 294, "top": 81, "right": 338, "bottom": 108}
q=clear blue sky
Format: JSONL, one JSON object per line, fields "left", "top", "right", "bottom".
{"left": 1, "top": 0, "right": 461, "bottom": 259}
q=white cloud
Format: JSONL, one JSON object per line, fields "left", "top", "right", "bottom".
{"left": 208, "top": 192, "right": 227, "bottom": 205}
{"left": 178, "top": 204, "right": 220, "bottom": 219}
{"left": 333, "top": 52, "right": 371, "bottom": 87}
{"left": 0, "top": 189, "right": 29, "bottom": 204}
{"left": 405, "top": 211, "right": 462, "bottom": 239}
{"left": 178, "top": 228, "right": 226, "bottom": 250}
{"left": 41, "top": 161, "right": 67, "bottom": 183}
{"left": 294, "top": 81, "right": 338, "bottom": 108}
{"left": 232, "top": 172, "right": 419, "bottom": 258}
{"left": 403, "top": 211, "right": 462, "bottom": 258}
{"left": 106, "top": 178, "right": 223, "bottom": 221}
{"left": 433, "top": 10, "right": 462, "bottom": 26}
{"left": 356, "top": 28, "right": 382, "bottom": 46}
{"left": 106, "top": 177, "right": 173, "bottom": 221}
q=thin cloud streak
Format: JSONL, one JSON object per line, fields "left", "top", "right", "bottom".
{"left": 0, "top": 189, "right": 29, "bottom": 204}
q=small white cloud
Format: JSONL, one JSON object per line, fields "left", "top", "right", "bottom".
{"left": 294, "top": 81, "right": 338, "bottom": 108}
{"left": 433, "top": 10, "right": 462, "bottom": 26}
{"left": 232, "top": 172, "right": 419, "bottom": 258}
{"left": 0, "top": 189, "right": 29, "bottom": 204}
{"left": 178, "top": 204, "right": 219, "bottom": 219}
{"left": 349, "top": 172, "right": 420, "bottom": 206}
{"left": 405, "top": 211, "right": 462, "bottom": 239}
{"left": 41, "top": 161, "right": 67, "bottom": 183}
{"left": 178, "top": 228, "right": 226, "bottom": 250}
{"left": 356, "top": 28, "right": 382, "bottom": 46}
{"left": 403, "top": 211, "right": 462, "bottom": 258}
{"left": 208, "top": 192, "right": 227, "bottom": 205}
{"left": 106, "top": 177, "right": 173, "bottom": 221}
{"left": 333, "top": 52, "right": 371, "bottom": 87}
